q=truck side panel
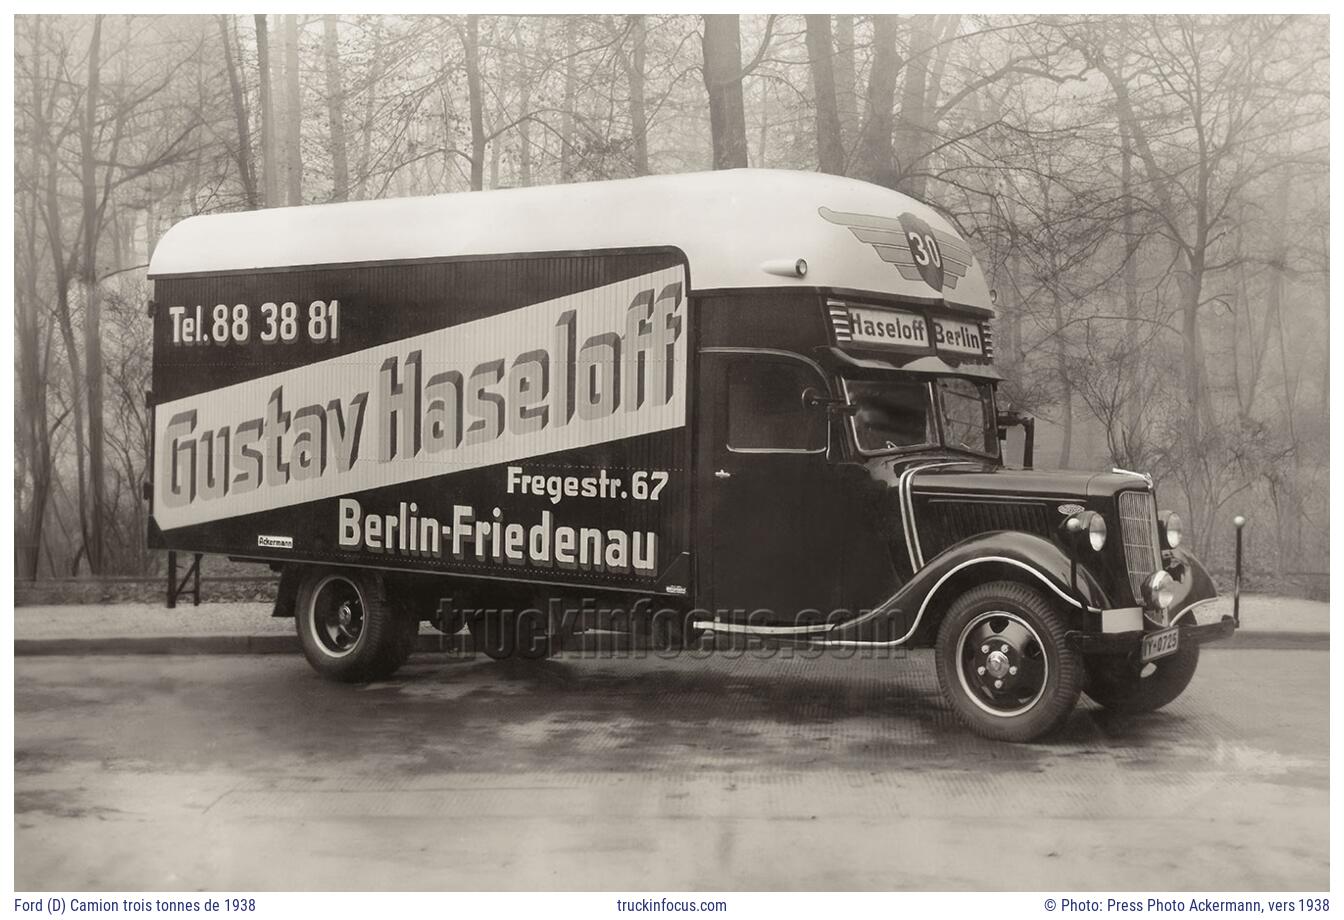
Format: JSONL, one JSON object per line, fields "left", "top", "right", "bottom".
{"left": 148, "top": 249, "right": 693, "bottom": 596}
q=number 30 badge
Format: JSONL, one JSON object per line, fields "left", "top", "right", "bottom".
{"left": 898, "top": 212, "right": 946, "bottom": 292}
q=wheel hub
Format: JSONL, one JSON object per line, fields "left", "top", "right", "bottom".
{"left": 956, "top": 610, "right": 1049, "bottom": 718}
{"left": 310, "top": 577, "right": 365, "bottom": 657}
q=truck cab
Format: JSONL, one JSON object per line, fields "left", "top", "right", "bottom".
{"left": 684, "top": 206, "right": 1234, "bottom": 740}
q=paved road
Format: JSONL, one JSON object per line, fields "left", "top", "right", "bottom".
{"left": 14, "top": 646, "right": 1327, "bottom": 891}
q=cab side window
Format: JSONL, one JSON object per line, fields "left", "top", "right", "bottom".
{"left": 726, "top": 356, "right": 827, "bottom": 452}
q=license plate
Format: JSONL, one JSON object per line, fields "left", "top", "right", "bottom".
{"left": 1141, "top": 626, "right": 1180, "bottom": 663}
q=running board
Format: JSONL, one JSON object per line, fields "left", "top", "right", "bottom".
{"left": 692, "top": 620, "right": 832, "bottom": 636}
{"left": 693, "top": 617, "right": 913, "bottom": 644}
{"left": 693, "top": 620, "right": 915, "bottom": 650}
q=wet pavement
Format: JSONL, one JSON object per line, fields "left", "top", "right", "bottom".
{"left": 13, "top": 646, "right": 1327, "bottom": 891}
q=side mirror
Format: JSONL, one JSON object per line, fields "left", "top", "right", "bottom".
{"left": 996, "top": 411, "right": 1035, "bottom": 469}
{"left": 802, "top": 387, "right": 859, "bottom": 416}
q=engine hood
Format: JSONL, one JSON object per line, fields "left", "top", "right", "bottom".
{"left": 873, "top": 457, "right": 1152, "bottom": 501}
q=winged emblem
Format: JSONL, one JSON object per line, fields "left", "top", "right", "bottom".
{"left": 819, "top": 206, "right": 973, "bottom": 292}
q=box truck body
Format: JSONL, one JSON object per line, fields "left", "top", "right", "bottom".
{"left": 150, "top": 250, "right": 692, "bottom": 595}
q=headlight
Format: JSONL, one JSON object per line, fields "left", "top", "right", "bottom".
{"left": 1143, "top": 570, "right": 1175, "bottom": 612}
{"left": 1064, "top": 510, "right": 1107, "bottom": 551}
{"left": 1159, "top": 510, "right": 1182, "bottom": 549}
{"left": 1086, "top": 512, "right": 1107, "bottom": 551}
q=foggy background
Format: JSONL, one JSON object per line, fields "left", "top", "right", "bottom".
{"left": 12, "top": 14, "right": 1329, "bottom": 590}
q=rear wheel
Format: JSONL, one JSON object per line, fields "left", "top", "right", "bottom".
{"left": 934, "top": 581, "right": 1082, "bottom": 742}
{"left": 1084, "top": 642, "right": 1200, "bottom": 714}
{"left": 295, "top": 567, "right": 416, "bottom": 682}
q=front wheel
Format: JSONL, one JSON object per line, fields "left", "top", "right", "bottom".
{"left": 1084, "top": 642, "right": 1200, "bottom": 714}
{"left": 295, "top": 567, "right": 416, "bottom": 682}
{"left": 934, "top": 581, "right": 1082, "bottom": 742}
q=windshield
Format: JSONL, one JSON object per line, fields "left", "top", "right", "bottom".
{"left": 935, "top": 377, "right": 998, "bottom": 455}
{"left": 846, "top": 376, "right": 997, "bottom": 457}
{"left": 846, "top": 379, "right": 936, "bottom": 451}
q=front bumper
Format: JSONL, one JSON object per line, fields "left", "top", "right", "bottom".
{"left": 1066, "top": 615, "right": 1237, "bottom": 656}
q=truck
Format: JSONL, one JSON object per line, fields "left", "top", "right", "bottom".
{"left": 146, "top": 168, "right": 1239, "bottom": 741}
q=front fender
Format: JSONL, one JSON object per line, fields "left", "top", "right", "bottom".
{"left": 831, "top": 531, "right": 1109, "bottom": 643}
{"left": 1169, "top": 546, "right": 1218, "bottom": 624}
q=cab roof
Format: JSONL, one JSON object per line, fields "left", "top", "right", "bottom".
{"left": 148, "top": 169, "right": 994, "bottom": 313}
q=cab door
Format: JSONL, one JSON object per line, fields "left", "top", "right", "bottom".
{"left": 695, "top": 348, "right": 846, "bottom": 626}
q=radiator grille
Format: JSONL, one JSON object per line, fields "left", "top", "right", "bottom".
{"left": 1118, "top": 490, "right": 1162, "bottom": 601}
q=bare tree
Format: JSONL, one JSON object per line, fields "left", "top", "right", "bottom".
{"left": 463, "top": 15, "right": 486, "bottom": 191}
{"left": 701, "top": 15, "right": 749, "bottom": 169}
{"left": 804, "top": 16, "right": 844, "bottom": 175}
{"left": 623, "top": 15, "right": 650, "bottom": 176}
{"left": 255, "top": 15, "right": 278, "bottom": 206}
{"left": 218, "top": 16, "right": 258, "bottom": 207}
{"left": 854, "top": 15, "right": 899, "bottom": 185}
{"left": 833, "top": 15, "right": 858, "bottom": 159}
{"left": 284, "top": 14, "right": 303, "bottom": 205}
{"left": 9, "top": 14, "right": 1330, "bottom": 578}
{"left": 1075, "top": 15, "right": 1327, "bottom": 540}
{"left": 354, "top": 17, "right": 384, "bottom": 200}
{"left": 323, "top": 15, "right": 350, "bottom": 201}
{"left": 79, "top": 15, "right": 107, "bottom": 572}
{"left": 560, "top": 16, "right": 578, "bottom": 181}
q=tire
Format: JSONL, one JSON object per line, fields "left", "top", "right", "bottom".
{"left": 934, "top": 581, "right": 1083, "bottom": 742}
{"left": 295, "top": 567, "right": 416, "bottom": 682}
{"left": 1083, "top": 642, "right": 1200, "bottom": 714}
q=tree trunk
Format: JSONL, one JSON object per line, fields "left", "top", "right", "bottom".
{"left": 284, "top": 15, "right": 303, "bottom": 205}
{"left": 833, "top": 15, "right": 858, "bottom": 164}
{"left": 1053, "top": 284, "right": 1073, "bottom": 469}
{"left": 322, "top": 16, "right": 349, "bottom": 201}
{"left": 219, "top": 17, "right": 257, "bottom": 207}
{"left": 81, "top": 14, "right": 106, "bottom": 575}
{"left": 804, "top": 15, "right": 845, "bottom": 175}
{"left": 627, "top": 14, "right": 649, "bottom": 176}
{"left": 43, "top": 106, "right": 89, "bottom": 573}
{"left": 855, "top": 15, "right": 899, "bottom": 186}
{"left": 1268, "top": 173, "right": 1296, "bottom": 444}
{"left": 756, "top": 78, "right": 769, "bottom": 166}
{"left": 515, "top": 25, "right": 532, "bottom": 186}
{"left": 560, "top": 17, "right": 577, "bottom": 181}
{"left": 489, "top": 131, "right": 500, "bottom": 189}
{"left": 464, "top": 15, "right": 486, "bottom": 191}
{"left": 894, "top": 16, "right": 933, "bottom": 197}
{"left": 701, "top": 15, "right": 749, "bottom": 170}
{"left": 355, "top": 18, "right": 383, "bottom": 199}
{"left": 1120, "top": 122, "right": 1141, "bottom": 441}
{"left": 18, "top": 24, "right": 53, "bottom": 580}
{"left": 255, "top": 15, "right": 278, "bottom": 207}
{"left": 1006, "top": 250, "right": 1024, "bottom": 362}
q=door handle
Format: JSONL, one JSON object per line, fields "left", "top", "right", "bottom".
{"left": 714, "top": 469, "right": 732, "bottom": 480}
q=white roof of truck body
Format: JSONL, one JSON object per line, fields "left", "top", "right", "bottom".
{"left": 148, "top": 169, "right": 994, "bottom": 313}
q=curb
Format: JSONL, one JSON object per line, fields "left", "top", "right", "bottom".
{"left": 13, "top": 634, "right": 472, "bottom": 657}
{"left": 13, "top": 631, "right": 1327, "bottom": 657}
